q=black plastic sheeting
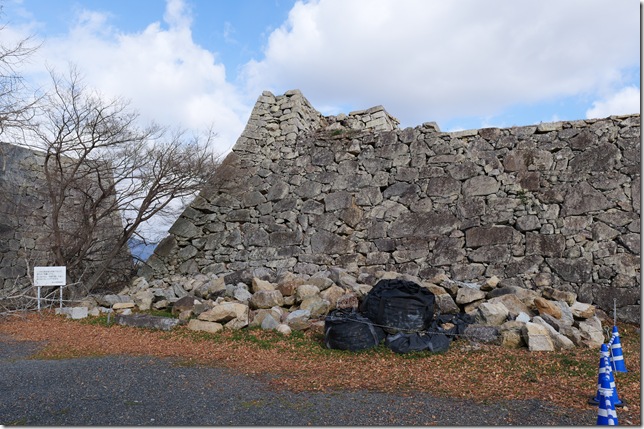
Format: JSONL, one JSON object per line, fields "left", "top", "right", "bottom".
{"left": 325, "top": 279, "right": 475, "bottom": 355}
{"left": 385, "top": 331, "right": 451, "bottom": 354}
{"left": 360, "top": 279, "right": 436, "bottom": 334}
{"left": 324, "top": 309, "right": 386, "bottom": 351}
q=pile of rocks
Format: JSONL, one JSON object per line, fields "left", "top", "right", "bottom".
{"left": 74, "top": 267, "right": 608, "bottom": 352}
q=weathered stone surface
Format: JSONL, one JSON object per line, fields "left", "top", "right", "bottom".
{"left": 168, "top": 218, "right": 201, "bottom": 238}
{"left": 546, "top": 258, "right": 592, "bottom": 283}
{"left": 456, "top": 287, "right": 486, "bottom": 305}
{"left": 424, "top": 283, "right": 460, "bottom": 314}
{"left": 260, "top": 314, "right": 280, "bottom": 330}
{"left": 252, "top": 277, "right": 275, "bottom": 293}
{"left": 99, "top": 294, "right": 134, "bottom": 307}
{"left": 475, "top": 302, "right": 509, "bottom": 326}
{"left": 488, "top": 294, "right": 532, "bottom": 319}
{"left": 540, "top": 287, "right": 576, "bottom": 306}
{"left": 2, "top": 98, "right": 640, "bottom": 328}
{"left": 465, "top": 226, "right": 514, "bottom": 248}
{"left": 299, "top": 296, "right": 330, "bottom": 317}
{"left": 285, "top": 309, "right": 311, "bottom": 330}
{"left": 55, "top": 307, "right": 89, "bottom": 320}
{"left": 249, "top": 290, "right": 284, "bottom": 309}
{"left": 499, "top": 320, "right": 526, "bottom": 348}
{"left": 570, "top": 301, "right": 596, "bottom": 319}
{"left": 199, "top": 302, "right": 248, "bottom": 323}
{"left": 311, "top": 231, "right": 354, "bottom": 254}
{"left": 233, "top": 286, "right": 253, "bottom": 303}
{"left": 463, "top": 324, "right": 501, "bottom": 344}
{"left": 462, "top": 176, "right": 500, "bottom": 196}
{"left": 112, "top": 302, "right": 135, "bottom": 310}
{"left": 250, "top": 307, "right": 283, "bottom": 327}
{"left": 225, "top": 312, "right": 249, "bottom": 330}
{"left": 295, "top": 284, "right": 321, "bottom": 302}
{"left": 193, "top": 277, "right": 226, "bottom": 299}
{"left": 562, "top": 182, "right": 612, "bottom": 216}
{"left": 576, "top": 316, "right": 605, "bottom": 348}
{"left": 522, "top": 322, "right": 555, "bottom": 352}
{"left": 171, "top": 295, "right": 200, "bottom": 316}
{"left": 388, "top": 212, "right": 459, "bottom": 238}
{"left": 187, "top": 319, "right": 223, "bottom": 334}
{"left": 532, "top": 316, "right": 575, "bottom": 350}
{"left": 534, "top": 297, "right": 562, "bottom": 319}
{"left": 335, "top": 293, "right": 360, "bottom": 309}
{"left": 319, "top": 285, "right": 346, "bottom": 309}
{"left": 132, "top": 290, "right": 154, "bottom": 311}
{"left": 276, "top": 324, "right": 292, "bottom": 335}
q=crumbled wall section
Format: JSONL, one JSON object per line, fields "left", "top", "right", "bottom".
{"left": 142, "top": 89, "right": 641, "bottom": 323}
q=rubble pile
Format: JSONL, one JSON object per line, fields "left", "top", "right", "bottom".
{"left": 69, "top": 267, "right": 608, "bottom": 352}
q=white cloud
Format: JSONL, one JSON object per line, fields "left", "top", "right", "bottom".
{"left": 242, "top": 0, "right": 639, "bottom": 128}
{"left": 586, "top": 86, "right": 640, "bottom": 119}
{"left": 20, "top": 0, "right": 248, "bottom": 156}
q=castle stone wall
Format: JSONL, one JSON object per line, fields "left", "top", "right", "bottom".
{"left": 142, "top": 90, "right": 641, "bottom": 323}
{"left": 0, "top": 142, "right": 131, "bottom": 292}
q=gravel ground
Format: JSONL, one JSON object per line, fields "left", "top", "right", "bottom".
{"left": 0, "top": 334, "right": 598, "bottom": 426}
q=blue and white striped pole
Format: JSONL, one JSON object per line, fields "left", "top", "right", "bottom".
{"left": 608, "top": 325, "right": 628, "bottom": 373}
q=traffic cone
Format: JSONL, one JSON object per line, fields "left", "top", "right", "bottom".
{"left": 589, "top": 344, "right": 624, "bottom": 408}
{"left": 596, "top": 371, "right": 618, "bottom": 425}
{"left": 609, "top": 326, "right": 627, "bottom": 373}
{"left": 597, "top": 352, "right": 618, "bottom": 426}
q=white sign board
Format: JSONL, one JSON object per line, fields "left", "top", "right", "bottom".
{"left": 34, "top": 266, "right": 67, "bottom": 286}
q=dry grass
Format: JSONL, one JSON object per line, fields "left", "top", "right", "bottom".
{"left": 1, "top": 311, "right": 640, "bottom": 425}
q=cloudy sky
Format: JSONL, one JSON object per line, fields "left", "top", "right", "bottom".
{"left": 2, "top": 0, "right": 640, "bottom": 156}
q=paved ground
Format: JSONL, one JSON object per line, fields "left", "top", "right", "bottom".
{"left": 0, "top": 333, "right": 598, "bottom": 426}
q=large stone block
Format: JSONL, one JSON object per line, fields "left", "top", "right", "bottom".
{"left": 310, "top": 231, "right": 354, "bottom": 254}
{"left": 388, "top": 212, "right": 459, "bottom": 238}
{"left": 562, "top": 182, "right": 612, "bottom": 216}
{"left": 465, "top": 226, "right": 514, "bottom": 248}
{"left": 462, "top": 176, "right": 499, "bottom": 196}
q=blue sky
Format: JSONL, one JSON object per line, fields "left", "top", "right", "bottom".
{"left": 2, "top": 0, "right": 641, "bottom": 158}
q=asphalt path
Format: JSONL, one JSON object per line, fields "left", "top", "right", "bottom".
{"left": 0, "top": 333, "right": 598, "bottom": 426}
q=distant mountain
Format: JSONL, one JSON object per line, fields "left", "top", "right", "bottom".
{"left": 128, "top": 238, "right": 157, "bottom": 262}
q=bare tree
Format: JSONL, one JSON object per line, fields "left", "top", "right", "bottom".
{"left": 28, "top": 67, "right": 220, "bottom": 296}
{"left": 0, "top": 5, "right": 40, "bottom": 136}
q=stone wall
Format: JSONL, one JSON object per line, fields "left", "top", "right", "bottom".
{"left": 0, "top": 142, "right": 131, "bottom": 292}
{"left": 141, "top": 90, "right": 640, "bottom": 323}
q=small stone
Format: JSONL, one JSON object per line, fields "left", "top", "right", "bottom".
{"left": 276, "top": 324, "right": 292, "bottom": 335}
{"left": 481, "top": 275, "right": 500, "bottom": 291}
{"left": 112, "top": 302, "right": 135, "bottom": 310}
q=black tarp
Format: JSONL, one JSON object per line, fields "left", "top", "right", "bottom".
{"left": 385, "top": 331, "right": 451, "bottom": 354}
{"left": 324, "top": 308, "right": 386, "bottom": 351}
{"left": 360, "top": 279, "right": 436, "bottom": 334}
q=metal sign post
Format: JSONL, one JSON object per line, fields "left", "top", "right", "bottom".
{"left": 33, "top": 267, "right": 67, "bottom": 310}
